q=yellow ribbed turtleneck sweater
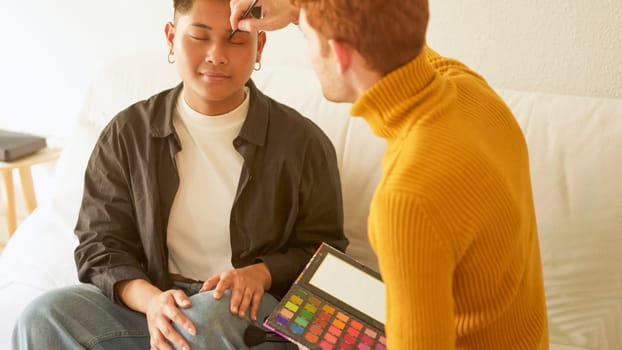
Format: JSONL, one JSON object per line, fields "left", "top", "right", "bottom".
{"left": 350, "top": 48, "right": 549, "bottom": 349}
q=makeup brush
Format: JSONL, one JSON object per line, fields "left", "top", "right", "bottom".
{"left": 229, "top": 0, "right": 260, "bottom": 39}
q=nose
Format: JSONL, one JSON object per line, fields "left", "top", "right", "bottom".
{"left": 205, "top": 41, "right": 228, "bottom": 65}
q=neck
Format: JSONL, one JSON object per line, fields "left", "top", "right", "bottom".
{"left": 345, "top": 52, "right": 383, "bottom": 102}
{"left": 183, "top": 88, "right": 247, "bottom": 116}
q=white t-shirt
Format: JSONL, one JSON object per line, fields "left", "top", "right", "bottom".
{"left": 167, "top": 88, "right": 249, "bottom": 281}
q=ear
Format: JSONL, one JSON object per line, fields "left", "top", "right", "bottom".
{"left": 165, "top": 21, "right": 175, "bottom": 53}
{"left": 328, "top": 39, "right": 352, "bottom": 74}
{"left": 255, "top": 31, "right": 267, "bottom": 63}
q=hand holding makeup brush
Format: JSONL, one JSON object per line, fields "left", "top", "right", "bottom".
{"left": 230, "top": 0, "right": 299, "bottom": 32}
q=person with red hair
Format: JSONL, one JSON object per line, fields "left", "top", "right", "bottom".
{"left": 230, "top": 0, "right": 550, "bottom": 348}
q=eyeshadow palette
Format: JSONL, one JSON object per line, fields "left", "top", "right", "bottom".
{"left": 265, "top": 243, "right": 386, "bottom": 349}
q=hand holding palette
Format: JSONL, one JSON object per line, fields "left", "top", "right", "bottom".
{"left": 264, "top": 243, "right": 386, "bottom": 350}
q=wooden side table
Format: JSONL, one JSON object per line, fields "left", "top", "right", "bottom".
{"left": 1, "top": 147, "right": 62, "bottom": 238}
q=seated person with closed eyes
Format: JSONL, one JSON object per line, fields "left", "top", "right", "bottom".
{"left": 12, "top": 0, "right": 347, "bottom": 349}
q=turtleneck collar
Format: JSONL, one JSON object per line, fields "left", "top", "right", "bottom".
{"left": 350, "top": 51, "right": 441, "bottom": 140}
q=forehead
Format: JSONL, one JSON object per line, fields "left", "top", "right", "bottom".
{"left": 177, "top": 0, "right": 231, "bottom": 26}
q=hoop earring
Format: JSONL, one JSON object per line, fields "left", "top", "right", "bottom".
{"left": 167, "top": 53, "right": 175, "bottom": 64}
{"left": 254, "top": 61, "right": 261, "bottom": 71}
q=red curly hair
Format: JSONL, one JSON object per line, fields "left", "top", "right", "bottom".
{"left": 291, "top": 0, "right": 429, "bottom": 75}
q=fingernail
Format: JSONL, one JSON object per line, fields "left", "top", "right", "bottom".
{"left": 188, "top": 327, "right": 195, "bottom": 336}
{"left": 239, "top": 22, "right": 249, "bottom": 32}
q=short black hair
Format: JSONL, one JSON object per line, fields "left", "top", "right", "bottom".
{"left": 173, "top": 0, "right": 194, "bottom": 23}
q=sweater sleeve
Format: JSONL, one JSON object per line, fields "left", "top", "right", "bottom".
{"left": 370, "top": 191, "right": 456, "bottom": 349}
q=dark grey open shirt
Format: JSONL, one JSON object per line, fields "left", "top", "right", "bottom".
{"left": 74, "top": 81, "right": 347, "bottom": 300}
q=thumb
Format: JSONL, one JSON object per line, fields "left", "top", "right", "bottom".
{"left": 199, "top": 275, "right": 220, "bottom": 293}
{"left": 237, "top": 18, "right": 255, "bottom": 32}
{"left": 173, "top": 290, "right": 192, "bottom": 309}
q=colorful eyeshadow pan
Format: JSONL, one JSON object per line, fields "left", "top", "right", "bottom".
{"left": 305, "top": 303, "right": 318, "bottom": 313}
{"left": 290, "top": 294, "right": 304, "bottom": 305}
{"left": 314, "top": 317, "right": 328, "bottom": 328}
{"left": 365, "top": 328, "right": 377, "bottom": 338}
{"left": 325, "top": 332, "right": 338, "bottom": 344}
{"left": 310, "top": 324, "right": 323, "bottom": 335}
{"left": 328, "top": 325, "right": 341, "bottom": 337}
{"left": 347, "top": 326, "right": 359, "bottom": 337}
{"left": 318, "top": 311, "right": 331, "bottom": 321}
{"left": 309, "top": 296, "right": 322, "bottom": 306}
{"left": 267, "top": 286, "right": 385, "bottom": 349}
{"left": 295, "top": 316, "right": 309, "bottom": 328}
{"left": 276, "top": 315, "right": 289, "bottom": 326}
{"left": 305, "top": 332, "right": 319, "bottom": 343}
{"left": 291, "top": 323, "right": 304, "bottom": 334}
{"left": 279, "top": 309, "right": 294, "bottom": 320}
{"left": 285, "top": 301, "right": 298, "bottom": 312}
{"left": 334, "top": 319, "right": 346, "bottom": 330}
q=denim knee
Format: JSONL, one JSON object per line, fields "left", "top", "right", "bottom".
{"left": 13, "top": 284, "right": 149, "bottom": 350}
{"left": 16, "top": 287, "right": 77, "bottom": 328}
{"left": 175, "top": 290, "right": 296, "bottom": 350}
{"left": 12, "top": 286, "right": 85, "bottom": 349}
{"left": 175, "top": 290, "right": 248, "bottom": 349}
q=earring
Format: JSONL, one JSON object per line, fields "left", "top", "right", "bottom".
{"left": 167, "top": 52, "right": 175, "bottom": 64}
{"left": 254, "top": 61, "right": 261, "bottom": 71}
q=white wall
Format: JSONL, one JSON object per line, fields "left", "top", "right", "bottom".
{"left": 0, "top": 0, "right": 620, "bottom": 141}
{"left": 0, "top": 1, "right": 170, "bottom": 241}
{"left": 427, "top": 0, "right": 622, "bottom": 99}
{"left": 0, "top": 1, "right": 171, "bottom": 139}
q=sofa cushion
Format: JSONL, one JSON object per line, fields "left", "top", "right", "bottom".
{"left": 498, "top": 90, "right": 622, "bottom": 349}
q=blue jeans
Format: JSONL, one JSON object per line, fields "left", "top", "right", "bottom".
{"left": 12, "top": 283, "right": 296, "bottom": 350}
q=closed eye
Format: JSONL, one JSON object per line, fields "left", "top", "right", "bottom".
{"left": 229, "top": 38, "right": 247, "bottom": 45}
{"left": 189, "top": 35, "right": 210, "bottom": 41}
{"left": 228, "top": 32, "right": 251, "bottom": 45}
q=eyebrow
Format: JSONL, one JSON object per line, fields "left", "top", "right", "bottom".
{"left": 190, "top": 23, "right": 213, "bottom": 30}
{"left": 190, "top": 23, "right": 235, "bottom": 34}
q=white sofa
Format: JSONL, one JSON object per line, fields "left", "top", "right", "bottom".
{"left": 0, "top": 52, "right": 620, "bottom": 350}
